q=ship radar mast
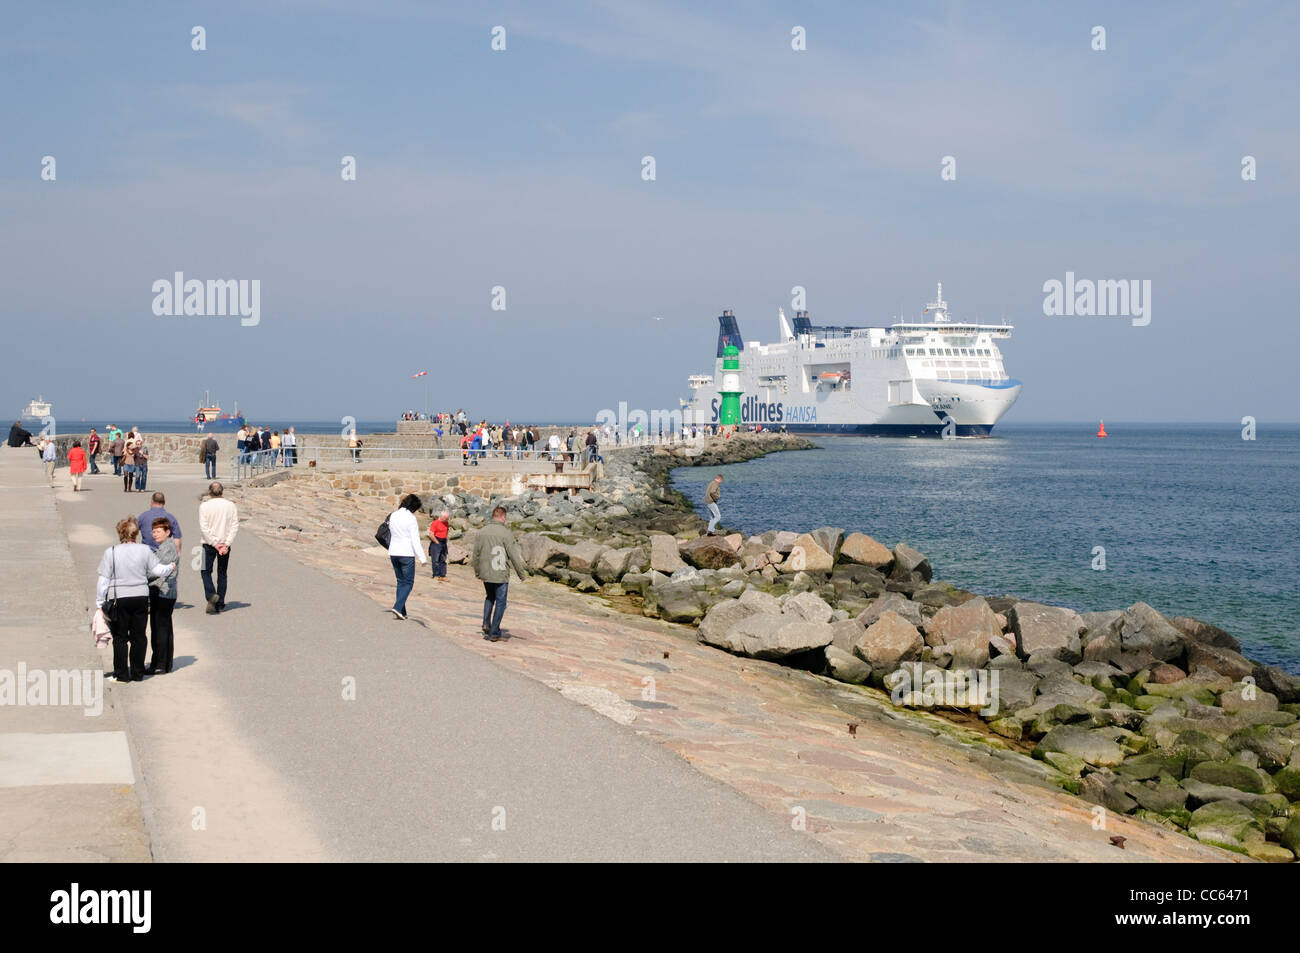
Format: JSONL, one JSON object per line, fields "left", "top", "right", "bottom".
{"left": 926, "top": 282, "right": 949, "bottom": 322}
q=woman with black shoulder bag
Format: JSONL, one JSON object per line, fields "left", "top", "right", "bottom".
{"left": 96, "top": 516, "right": 176, "bottom": 681}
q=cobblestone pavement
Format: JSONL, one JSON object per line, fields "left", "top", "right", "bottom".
{"left": 237, "top": 481, "right": 1239, "bottom": 863}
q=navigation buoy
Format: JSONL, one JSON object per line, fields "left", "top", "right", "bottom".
{"left": 1097, "top": 420, "right": 1107, "bottom": 438}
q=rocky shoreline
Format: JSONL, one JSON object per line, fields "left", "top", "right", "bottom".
{"left": 356, "top": 432, "right": 1299, "bottom": 861}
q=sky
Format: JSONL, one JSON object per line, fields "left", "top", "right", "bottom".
{"left": 2, "top": 0, "right": 1297, "bottom": 425}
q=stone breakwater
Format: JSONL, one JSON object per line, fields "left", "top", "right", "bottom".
{"left": 386, "top": 431, "right": 1298, "bottom": 863}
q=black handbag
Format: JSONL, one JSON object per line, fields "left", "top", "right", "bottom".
{"left": 102, "top": 546, "right": 119, "bottom": 622}
{"left": 374, "top": 513, "right": 393, "bottom": 548}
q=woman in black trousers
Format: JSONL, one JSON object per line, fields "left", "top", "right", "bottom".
{"left": 96, "top": 516, "right": 176, "bottom": 681}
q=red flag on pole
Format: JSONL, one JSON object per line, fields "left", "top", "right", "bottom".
{"left": 412, "top": 371, "right": 427, "bottom": 378}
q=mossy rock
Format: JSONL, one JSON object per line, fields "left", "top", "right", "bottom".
{"left": 1113, "top": 688, "right": 1138, "bottom": 707}
{"left": 1239, "top": 710, "right": 1297, "bottom": 727}
{"left": 1135, "top": 694, "right": 1178, "bottom": 712}
{"left": 1143, "top": 682, "right": 1217, "bottom": 705}
{"left": 1042, "top": 751, "right": 1088, "bottom": 777}
{"left": 1115, "top": 750, "right": 1187, "bottom": 781}
{"left": 1188, "top": 761, "right": 1268, "bottom": 794}
{"left": 1274, "top": 766, "right": 1300, "bottom": 800}
{"left": 1126, "top": 774, "right": 1189, "bottom": 814}
{"left": 988, "top": 717, "right": 1024, "bottom": 741}
{"left": 1281, "top": 816, "right": 1300, "bottom": 855}
{"left": 1187, "top": 800, "right": 1261, "bottom": 853}
{"left": 1135, "top": 807, "right": 1190, "bottom": 831}
{"left": 1244, "top": 841, "right": 1295, "bottom": 863}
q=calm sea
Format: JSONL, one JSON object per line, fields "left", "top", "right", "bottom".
{"left": 672, "top": 423, "right": 1300, "bottom": 674}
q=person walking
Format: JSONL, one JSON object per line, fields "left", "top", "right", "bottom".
{"left": 472, "top": 505, "right": 528, "bottom": 641}
{"left": 109, "top": 431, "right": 125, "bottom": 477}
{"left": 42, "top": 437, "right": 57, "bottom": 484}
{"left": 705, "top": 474, "right": 723, "bottom": 534}
{"left": 95, "top": 516, "right": 175, "bottom": 681}
{"left": 120, "top": 438, "right": 138, "bottom": 493}
{"left": 428, "top": 508, "right": 450, "bottom": 581}
{"left": 68, "top": 440, "right": 87, "bottom": 491}
{"left": 198, "top": 482, "right": 238, "bottom": 613}
{"left": 385, "top": 493, "right": 426, "bottom": 619}
{"left": 348, "top": 429, "right": 360, "bottom": 462}
{"left": 202, "top": 434, "right": 219, "bottom": 479}
{"left": 284, "top": 427, "right": 297, "bottom": 467}
{"left": 87, "top": 428, "right": 101, "bottom": 474}
{"left": 145, "top": 517, "right": 179, "bottom": 674}
{"left": 138, "top": 492, "right": 182, "bottom": 556}
{"left": 270, "top": 428, "right": 281, "bottom": 466}
{"left": 235, "top": 425, "right": 249, "bottom": 463}
{"left": 134, "top": 439, "right": 150, "bottom": 493}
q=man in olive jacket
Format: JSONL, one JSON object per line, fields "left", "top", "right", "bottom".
{"left": 472, "top": 505, "right": 529, "bottom": 641}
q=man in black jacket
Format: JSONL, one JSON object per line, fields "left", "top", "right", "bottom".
{"left": 7, "top": 422, "right": 34, "bottom": 448}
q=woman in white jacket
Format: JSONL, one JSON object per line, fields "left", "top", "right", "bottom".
{"left": 387, "top": 494, "right": 427, "bottom": 619}
{"left": 97, "top": 516, "right": 176, "bottom": 680}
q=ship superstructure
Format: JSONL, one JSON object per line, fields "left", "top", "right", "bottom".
{"left": 684, "top": 284, "right": 1021, "bottom": 436}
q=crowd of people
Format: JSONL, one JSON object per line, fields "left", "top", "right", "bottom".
{"left": 230, "top": 424, "right": 298, "bottom": 468}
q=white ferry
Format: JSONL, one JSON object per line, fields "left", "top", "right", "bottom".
{"left": 20, "top": 396, "right": 52, "bottom": 429}
{"left": 684, "top": 284, "right": 1021, "bottom": 436}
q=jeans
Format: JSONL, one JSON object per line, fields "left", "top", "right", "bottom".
{"left": 707, "top": 502, "right": 721, "bottom": 533}
{"left": 391, "top": 556, "right": 415, "bottom": 614}
{"left": 135, "top": 463, "right": 148, "bottom": 492}
{"left": 112, "top": 454, "right": 122, "bottom": 475}
{"left": 201, "top": 544, "right": 230, "bottom": 606}
{"left": 89, "top": 451, "right": 100, "bottom": 474}
{"left": 482, "top": 581, "right": 508, "bottom": 634}
{"left": 148, "top": 590, "right": 176, "bottom": 672}
{"left": 108, "top": 595, "right": 150, "bottom": 680}
{"left": 204, "top": 453, "right": 217, "bottom": 479}
{"left": 429, "top": 538, "right": 447, "bottom": 578}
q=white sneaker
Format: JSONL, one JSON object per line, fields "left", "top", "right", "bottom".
{"left": 390, "top": 608, "right": 406, "bottom": 620}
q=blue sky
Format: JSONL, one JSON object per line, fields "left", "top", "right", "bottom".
{"left": 2, "top": 0, "right": 1297, "bottom": 424}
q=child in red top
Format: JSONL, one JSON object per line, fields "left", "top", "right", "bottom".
{"left": 428, "top": 510, "right": 450, "bottom": 580}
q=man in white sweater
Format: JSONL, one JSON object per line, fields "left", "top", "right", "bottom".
{"left": 199, "top": 481, "right": 239, "bottom": 614}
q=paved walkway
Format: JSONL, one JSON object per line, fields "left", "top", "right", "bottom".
{"left": 45, "top": 462, "right": 830, "bottom": 861}
{"left": 0, "top": 447, "right": 150, "bottom": 861}
{"left": 237, "top": 473, "right": 1242, "bottom": 863}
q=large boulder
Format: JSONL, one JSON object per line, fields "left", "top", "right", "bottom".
{"left": 1253, "top": 665, "right": 1300, "bottom": 703}
{"left": 518, "top": 533, "right": 568, "bottom": 571}
{"left": 698, "top": 599, "right": 765, "bottom": 647}
{"left": 824, "top": 645, "right": 871, "bottom": 684}
{"left": 809, "top": 526, "right": 845, "bottom": 561}
{"left": 922, "top": 597, "right": 1000, "bottom": 670}
{"left": 678, "top": 536, "right": 740, "bottom": 570}
{"left": 782, "top": 590, "right": 834, "bottom": 625}
{"left": 738, "top": 588, "right": 781, "bottom": 614}
{"left": 784, "top": 534, "right": 834, "bottom": 573}
{"left": 771, "top": 531, "right": 799, "bottom": 554}
{"left": 1080, "top": 610, "right": 1124, "bottom": 664}
{"left": 649, "top": 534, "right": 686, "bottom": 573}
{"left": 1185, "top": 641, "right": 1254, "bottom": 680}
{"left": 711, "top": 613, "right": 834, "bottom": 660}
{"left": 839, "top": 532, "right": 893, "bottom": 569}
{"left": 1187, "top": 800, "right": 1264, "bottom": 853}
{"left": 1008, "top": 602, "right": 1084, "bottom": 663}
{"left": 1034, "top": 725, "right": 1125, "bottom": 767}
{"left": 988, "top": 669, "right": 1039, "bottom": 715}
{"left": 566, "top": 540, "right": 610, "bottom": 574}
{"left": 1169, "top": 616, "right": 1242, "bottom": 652}
{"left": 890, "top": 543, "right": 932, "bottom": 582}
{"left": 857, "top": 591, "right": 924, "bottom": 629}
{"left": 852, "top": 611, "right": 924, "bottom": 676}
{"left": 647, "top": 581, "right": 706, "bottom": 623}
{"left": 594, "top": 546, "right": 644, "bottom": 584}
{"left": 1120, "top": 603, "right": 1187, "bottom": 662}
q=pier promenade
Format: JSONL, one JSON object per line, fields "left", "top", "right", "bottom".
{"left": 5, "top": 448, "right": 1240, "bottom": 862}
{"left": 12, "top": 452, "right": 830, "bottom": 861}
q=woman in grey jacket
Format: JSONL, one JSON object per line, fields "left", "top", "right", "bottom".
{"left": 145, "top": 516, "right": 179, "bottom": 675}
{"left": 96, "top": 516, "right": 175, "bottom": 681}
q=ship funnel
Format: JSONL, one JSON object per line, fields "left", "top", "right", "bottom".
{"left": 716, "top": 309, "right": 744, "bottom": 357}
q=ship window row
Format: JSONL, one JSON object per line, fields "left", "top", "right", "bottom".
{"left": 906, "top": 347, "right": 994, "bottom": 357}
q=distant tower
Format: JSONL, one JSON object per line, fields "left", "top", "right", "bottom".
{"left": 719, "top": 344, "right": 743, "bottom": 426}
